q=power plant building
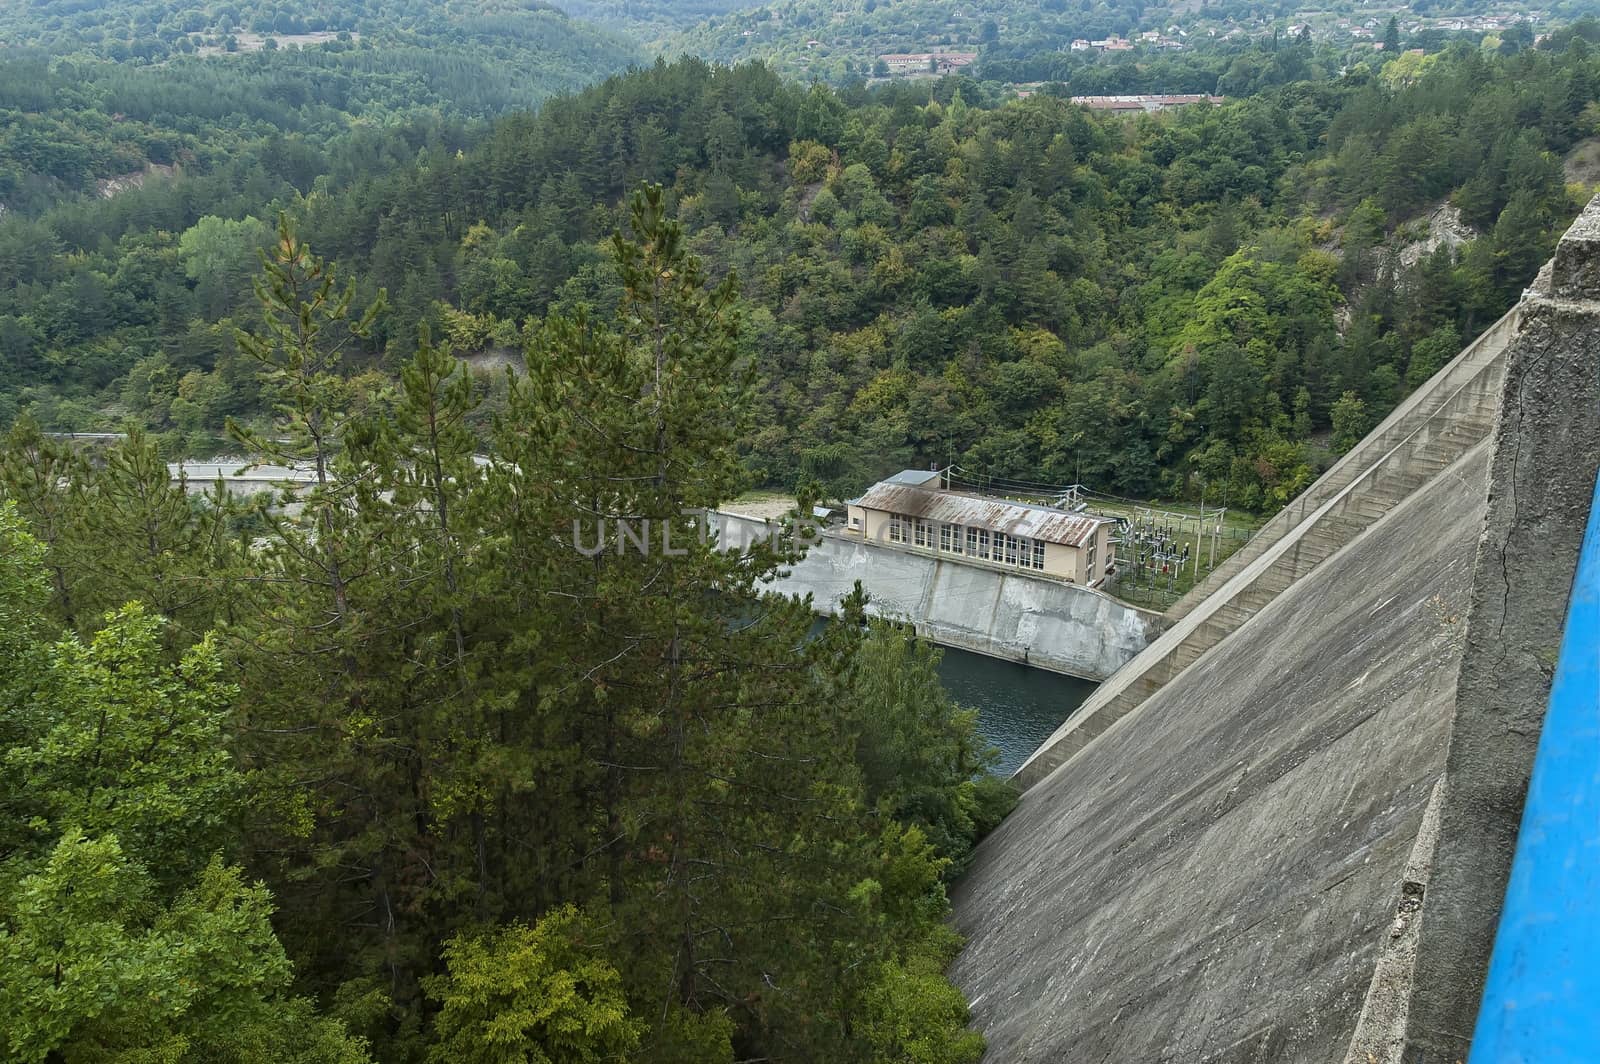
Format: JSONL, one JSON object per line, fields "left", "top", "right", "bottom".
{"left": 846, "top": 470, "right": 1117, "bottom": 586}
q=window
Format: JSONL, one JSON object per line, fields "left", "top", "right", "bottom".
{"left": 1002, "top": 533, "right": 1019, "bottom": 565}
{"left": 913, "top": 518, "right": 931, "bottom": 547}
{"left": 966, "top": 527, "right": 979, "bottom": 555}
{"left": 975, "top": 529, "right": 990, "bottom": 559}
{"left": 1031, "top": 540, "right": 1046, "bottom": 570}
{"left": 888, "top": 515, "right": 906, "bottom": 543}
{"left": 940, "top": 523, "right": 961, "bottom": 552}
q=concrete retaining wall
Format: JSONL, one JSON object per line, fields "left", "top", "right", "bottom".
{"left": 714, "top": 512, "right": 1161, "bottom": 681}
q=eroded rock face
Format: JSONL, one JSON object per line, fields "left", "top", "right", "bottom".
{"left": 1397, "top": 203, "right": 1476, "bottom": 271}
{"left": 95, "top": 162, "right": 178, "bottom": 200}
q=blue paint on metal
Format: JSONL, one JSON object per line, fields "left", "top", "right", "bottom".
{"left": 1469, "top": 470, "right": 1600, "bottom": 1064}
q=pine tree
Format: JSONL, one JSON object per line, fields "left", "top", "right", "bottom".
{"left": 491, "top": 185, "right": 986, "bottom": 1061}
{"left": 224, "top": 218, "right": 447, "bottom": 1026}
{"left": 73, "top": 428, "right": 223, "bottom": 639}
{"left": 0, "top": 417, "right": 89, "bottom": 629}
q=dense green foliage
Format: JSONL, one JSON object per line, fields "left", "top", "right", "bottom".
{"left": 0, "top": 2, "right": 639, "bottom": 214}
{"left": 0, "top": 0, "right": 639, "bottom": 66}
{"left": 559, "top": 0, "right": 750, "bottom": 45}
{"left": 6, "top": 41, "right": 1586, "bottom": 511}
{"left": 3, "top": 50, "right": 454, "bottom": 214}
{"left": 0, "top": 505, "right": 372, "bottom": 1063}
{"left": 1, "top": 198, "right": 1011, "bottom": 1061}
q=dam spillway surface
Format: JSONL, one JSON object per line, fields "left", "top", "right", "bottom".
{"left": 951, "top": 439, "right": 1489, "bottom": 1062}
{"left": 949, "top": 198, "right": 1600, "bottom": 1063}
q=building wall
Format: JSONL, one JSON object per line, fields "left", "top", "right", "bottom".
{"left": 859, "top": 506, "right": 893, "bottom": 544}
{"left": 1087, "top": 522, "right": 1115, "bottom": 585}
{"left": 850, "top": 502, "right": 1103, "bottom": 583}
{"left": 1042, "top": 541, "right": 1082, "bottom": 582}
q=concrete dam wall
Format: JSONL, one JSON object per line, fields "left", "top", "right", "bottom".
{"left": 950, "top": 197, "right": 1600, "bottom": 1063}
{"left": 714, "top": 512, "right": 1161, "bottom": 681}
{"left": 1011, "top": 295, "right": 1517, "bottom": 789}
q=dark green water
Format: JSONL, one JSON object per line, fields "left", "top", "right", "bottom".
{"left": 934, "top": 648, "right": 1098, "bottom": 777}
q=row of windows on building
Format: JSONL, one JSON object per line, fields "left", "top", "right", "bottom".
{"left": 886, "top": 516, "right": 1049, "bottom": 571}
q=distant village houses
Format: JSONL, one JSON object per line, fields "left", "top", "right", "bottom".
{"left": 1072, "top": 94, "right": 1224, "bottom": 114}
{"left": 1071, "top": 33, "right": 1184, "bottom": 53}
{"left": 876, "top": 50, "right": 977, "bottom": 76}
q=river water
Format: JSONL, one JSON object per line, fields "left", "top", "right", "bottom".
{"left": 934, "top": 647, "right": 1098, "bottom": 777}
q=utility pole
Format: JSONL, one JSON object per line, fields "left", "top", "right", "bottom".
{"left": 1194, "top": 485, "right": 1204, "bottom": 580}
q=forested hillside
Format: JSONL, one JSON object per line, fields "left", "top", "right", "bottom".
{"left": 656, "top": 0, "right": 1528, "bottom": 84}
{"left": 554, "top": 0, "right": 750, "bottom": 44}
{"left": 4, "top": 39, "right": 1589, "bottom": 512}
{"left": 0, "top": 1, "right": 639, "bottom": 214}
{"left": 1, "top": 193, "right": 1012, "bottom": 1063}
{"left": 663, "top": 0, "right": 1144, "bottom": 83}
{"left": 0, "top": 0, "right": 638, "bottom": 65}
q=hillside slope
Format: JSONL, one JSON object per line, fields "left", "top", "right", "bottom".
{"left": 0, "top": 0, "right": 640, "bottom": 213}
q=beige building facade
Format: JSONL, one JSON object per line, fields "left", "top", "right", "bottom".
{"left": 846, "top": 472, "right": 1117, "bottom": 587}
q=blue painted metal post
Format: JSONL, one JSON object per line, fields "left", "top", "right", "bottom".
{"left": 1468, "top": 470, "right": 1600, "bottom": 1063}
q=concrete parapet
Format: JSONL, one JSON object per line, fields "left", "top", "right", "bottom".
{"left": 1400, "top": 198, "right": 1600, "bottom": 1062}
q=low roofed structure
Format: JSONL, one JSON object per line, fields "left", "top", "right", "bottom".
{"left": 1072, "top": 93, "right": 1223, "bottom": 112}
{"left": 877, "top": 51, "right": 978, "bottom": 75}
{"left": 851, "top": 482, "right": 1111, "bottom": 549}
{"left": 847, "top": 472, "right": 1117, "bottom": 585}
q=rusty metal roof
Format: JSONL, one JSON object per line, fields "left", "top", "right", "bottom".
{"left": 853, "top": 484, "right": 1114, "bottom": 548}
